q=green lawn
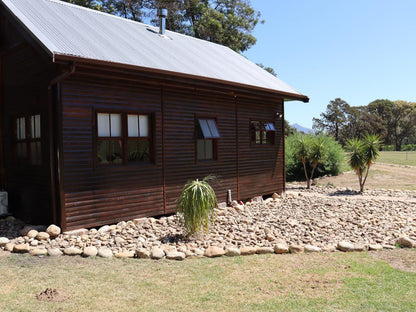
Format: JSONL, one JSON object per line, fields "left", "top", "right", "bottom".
{"left": 378, "top": 151, "right": 416, "bottom": 166}
{"left": 1, "top": 251, "right": 415, "bottom": 312}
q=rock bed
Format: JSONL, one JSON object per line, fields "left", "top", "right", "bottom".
{"left": 1, "top": 185, "right": 416, "bottom": 260}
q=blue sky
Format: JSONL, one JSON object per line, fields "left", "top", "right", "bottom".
{"left": 244, "top": 0, "right": 416, "bottom": 128}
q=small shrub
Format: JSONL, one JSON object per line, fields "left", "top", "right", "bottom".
{"left": 286, "top": 134, "right": 344, "bottom": 182}
{"left": 177, "top": 176, "right": 217, "bottom": 237}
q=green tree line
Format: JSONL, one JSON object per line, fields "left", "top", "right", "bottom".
{"left": 61, "top": 0, "right": 262, "bottom": 53}
{"left": 312, "top": 98, "right": 416, "bottom": 151}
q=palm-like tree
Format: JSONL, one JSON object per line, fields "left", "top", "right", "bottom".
{"left": 295, "top": 135, "right": 326, "bottom": 189}
{"left": 346, "top": 134, "right": 382, "bottom": 193}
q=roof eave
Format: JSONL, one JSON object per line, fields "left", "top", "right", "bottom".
{"left": 53, "top": 53, "right": 309, "bottom": 102}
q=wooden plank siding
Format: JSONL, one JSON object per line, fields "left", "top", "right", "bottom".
{"left": 1, "top": 28, "right": 56, "bottom": 224}
{"left": 59, "top": 70, "right": 285, "bottom": 230}
{"left": 60, "top": 76, "right": 164, "bottom": 230}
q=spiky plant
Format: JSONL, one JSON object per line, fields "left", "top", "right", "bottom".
{"left": 346, "top": 134, "right": 382, "bottom": 193}
{"left": 177, "top": 176, "right": 217, "bottom": 237}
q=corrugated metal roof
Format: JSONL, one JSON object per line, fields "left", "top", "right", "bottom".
{"left": 1, "top": 0, "right": 308, "bottom": 101}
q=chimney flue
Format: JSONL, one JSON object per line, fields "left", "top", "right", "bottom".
{"left": 157, "top": 8, "right": 168, "bottom": 35}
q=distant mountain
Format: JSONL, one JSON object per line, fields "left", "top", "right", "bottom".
{"left": 292, "top": 123, "right": 313, "bottom": 134}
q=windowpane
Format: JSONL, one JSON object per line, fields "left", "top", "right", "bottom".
{"left": 207, "top": 119, "right": 220, "bottom": 138}
{"left": 139, "top": 115, "right": 149, "bottom": 137}
{"left": 110, "top": 114, "right": 121, "bottom": 137}
{"left": 17, "top": 142, "right": 26, "bottom": 161}
{"left": 30, "top": 142, "right": 41, "bottom": 165}
{"left": 198, "top": 119, "right": 211, "bottom": 138}
{"left": 205, "top": 140, "right": 213, "bottom": 159}
{"left": 31, "top": 114, "right": 41, "bottom": 139}
{"left": 128, "top": 115, "right": 139, "bottom": 137}
{"left": 264, "top": 122, "right": 276, "bottom": 131}
{"left": 17, "top": 117, "right": 26, "bottom": 140}
{"left": 261, "top": 131, "right": 267, "bottom": 144}
{"left": 197, "top": 140, "right": 205, "bottom": 160}
{"left": 97, "top": 140, "right": 110, "bottom": 164}
{"left": 111, "top": 140, "right": 122, "bottom": 164}
{"left": 127, "top": 140, "right": 150, "bottom": 162}
{"left": 255, "top": 131, "right": 261, "bottom": 144}
{"left": 97, "top": 113, "right": 110, "bottom": 137}
{"left": 198, "top": 119, "right": 220, "bottom": 139}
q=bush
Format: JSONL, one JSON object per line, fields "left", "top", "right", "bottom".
{"left": 286, "top": 134, "right": 344, "bottom": 182}
{"left": 177, "top": 176, "right": 217, "bottom": 237}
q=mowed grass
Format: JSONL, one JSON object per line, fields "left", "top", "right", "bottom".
{"left": 378, "top": 151, "right": 416, "bottom": 166}
{"left": 1, "top": 251, "right": 416, "bottom": 312}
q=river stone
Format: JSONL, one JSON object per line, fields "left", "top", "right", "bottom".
{"left": 337, "top": 241, "right": 355, "bottom": 252}
{"left": 98, "top": 248, "right": 113, "bottom": 258}
{"left": 396, "top": 237, "right": 415, "bottom": 248}
{"left": 353, "top": 244, "right": 368, "bottom": 252}
{"left": 150, "top": 248, "right": 165, "bottom": 260}
{"left": 29, "top": 248, "right": 48, "bottom": 257}
{"left": 241, "top": 246, "right": 258, "bottom": 255}
{"left": 82, "top": 246, "right": 98, "bottom": 257}
{"left": 98, "top": 225, "right": 110, "bottom": 233}
{"left": 20, "top": 226, "right": 35, "bottom": 236}
{"left": 13, "top": 243, "right": 31, "bottom": 253}
{"left": 0, "top": 237, "right": 10, "bottom": 246}
{"left": 274, "top": 243, "right": 289, "bottom": 254}
{"left": 4, "top": 243, "right": 14, "bottom": 252}
{"left": 204, "top": 246, "right": 225, "bottom": 258}
{"left": 48, "top": 248, "right": 63, "bottom": 257}
{"left": 64, "top": 246, "right": 83, "bottom": 256}
{"left": 225, "top": 247, "right": 241, "bottom": 257}
{"left": 305, "top": 244, "right": 322, "bottom": 253}
{"left": 27, "top": 230, "right": 39, "bottom": 239}
{"left": 369, "top": 244, "right": 383, "bottom": 251}
{"left": 115, "top": 251, "right": 135, "bottom": 258}
{"left": 256, "top": 247, "right": 274, "bottom": 254}
{"left": 46, "top": 224, "right": 61, "bottom": 238}
{"left": 36, "top": 232, "right": 50, "bottom": 241}
{"left": 136, "top": 248, "right": 150, "bottom": 259}
{"left": 165, "top": 250, "right": 186, "bottom": 261}
{"left": 289, "top": 244, "right": 304, "bottom": 254}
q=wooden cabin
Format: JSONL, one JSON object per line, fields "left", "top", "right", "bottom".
{"left": 0, "top": 0, "right": 308, "bottom": 231}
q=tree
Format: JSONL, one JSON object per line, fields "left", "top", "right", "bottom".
{"left": 294, "top": 135, "right": 326, "bottom": 189}
{"left": 390, "top": 101, "right": 416, "bottom": 151}
{"left": 312, "top": 98, "right": 350, "bottom": 142}
{"left": 61, "top": 0, "right": 262, "bottom": 53}
{"left": 257, "top": 63, "right": 277, "bottom": 76}
{"left": 345, "top": 134, "right": 382, "bottom": 193}
{"left": 284, "top": 119, "right": 297, "bottom": 137}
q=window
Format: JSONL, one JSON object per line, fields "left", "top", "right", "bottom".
{"left": 14, "top": 114, "right": 41, "bottom": 165}
{"left": 250, "top": 121, "right": 276, "bottom": 145}
{"left": 197, "top": 118, "right": 220, "bottom": 161}
{"left": 96, "top": 112, "right": 152, "bottom": 165}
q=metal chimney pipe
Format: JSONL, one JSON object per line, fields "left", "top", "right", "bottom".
{"left": 157, "top": 8, "right": 168, "bottom": 35}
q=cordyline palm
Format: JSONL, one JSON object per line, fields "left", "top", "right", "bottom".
{"left": 295, "top": 136, "right": 311, "bottom": 188}
{"left": 308, "top": 137, "right": 326, "bottom": 188}
{"left": 177, "top": 176, "right": 217, "bottom": 237}
{"left": 295, "top": 136, "right": 326, "bottom": 189}
{"left": 346, "top": 134, "right": 382, "bottom": 193}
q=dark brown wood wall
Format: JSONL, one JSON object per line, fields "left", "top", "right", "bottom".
{"left": 237, "top": 97, "right": 285, "bottom": 198}
{"left": 60, "top": 76, "right": 164, "bottom": 229}
{"left": 60, "top": 71, "right": 285, "bottom": 230}
{"left": 1, "top": 28, "right": 55, "bottom": 223}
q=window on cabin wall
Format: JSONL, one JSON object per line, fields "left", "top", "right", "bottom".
{"left": 14, "top": 114, "right": 42, "bottom": 166}
{"left": 196, "top": 118, "right": 220, "bottom": 161}
{"left": 96, "top": 112, "right": 152, "bottom": 165}
{"left": 250, "top": 121, "right": 276, "bottom": 145}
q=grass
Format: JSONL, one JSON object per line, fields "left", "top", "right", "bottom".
{"left": 377, "top": 151, "right": 416, "bottom": 166}
{"left": 1, "top": 251, "right": 416, "bottom": 311}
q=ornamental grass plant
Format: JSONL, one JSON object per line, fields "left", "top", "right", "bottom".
{"left": 177, "top": 176, "right": 217, "bottom": 237}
